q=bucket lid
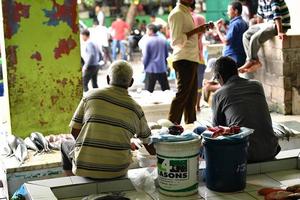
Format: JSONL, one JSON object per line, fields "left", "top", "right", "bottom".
{"left": 202, "top": 127, "right": 254, "bottom": 143}
{"left": 156, "top": 137, "right": 201, "bottom": 146}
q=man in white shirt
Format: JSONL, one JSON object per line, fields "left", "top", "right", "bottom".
{"left": 89, "top": 20, "right": 112, "bottom": 65}
{"left": 95, "top": 2, "right": 105, "bottom": 26}
{"left": 168, "top": 0, "right": 213, "bottom": 124}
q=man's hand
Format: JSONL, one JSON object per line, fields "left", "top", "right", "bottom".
{"left": 278, "top": 32, "right": 287, "bottom": 40}
{"left": 187, "top": 21, "right": 214, "bottom": 38}
{"left": 130, "top": 138, "right": 143, "bottom": 150}
{"left": 196, "top": 21, "right": 215, "bottom": 33}
{"left": 216, "top": 19, "right": 224, "bottom": 31}
{"left": 82, "top": 66, "right": 87, "bottom": 73}
{"left": 256, "top": 16, "right": 264, "bottom": 24}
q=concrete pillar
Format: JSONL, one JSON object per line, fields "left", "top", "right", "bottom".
{"left": 255, "top": 35, "right": 300, "bottom": 114}
{"left": 2, "top": 1, "right": 82, "bottom": 137}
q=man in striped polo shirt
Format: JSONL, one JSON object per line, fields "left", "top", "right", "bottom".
{"left": 61, "top": 60, "right": 155, "bottom": 179}
{"left": 239, "top": 0, "right": 291, "bottom": 73}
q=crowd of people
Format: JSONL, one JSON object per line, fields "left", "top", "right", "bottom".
{"left": 72, "top": 0, "right": 291, "bottom": 180}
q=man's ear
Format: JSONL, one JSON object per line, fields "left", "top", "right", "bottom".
{"left": 106, "top": 75, "right": 110, "bottom": 85}
{"left": 129, "top": 78, "right": 134, "bottom": 87}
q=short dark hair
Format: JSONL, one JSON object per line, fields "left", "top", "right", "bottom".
{"left": 231, "top": 1, "right": 243, "bottom": 15}
{"left": 81, "top": 29, "right": 90, "bottom": 37}
{"left": 95, "top": 1, "right": 102, "bottom": 7}
{"left": 116, "top": 14, "right": 123, "bottom": 19}
{"left": 147, "top": 24, "right": 158, "bottom": 33}
{"left": 214, "top": 56, "right": 238, "bottom": 83}
{"left": 190, "top": 1, "right": 196, "bottom": 10}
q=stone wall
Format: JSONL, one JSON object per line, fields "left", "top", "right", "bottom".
{"left": 254, "top": 35, "right": 300, "bottom": 114}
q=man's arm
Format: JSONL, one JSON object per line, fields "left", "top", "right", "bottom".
{"left": 211, "top": 92, "right": 226, "bottom": 127}
{"left": 142, "top": 42, "right": 150, "bottom": 69}
{"left": 186, "top": 22, "right": 214, "bottom": 38}
{"left": 69, "top": 98, "right": 85, "bottom": 140}
{"left": 215, "top": 19, "right": 228, "bottom": 44}
{"left": 83, "top": 43, "right": 93, "bottom": 71}
{"left": 272, "top": 0, "right": 287, "bottom": 40}
{"left": 274, "top": 18, "right": 286, "bottom": 40}
{"left": 143, "top": 143, "right": 156, "bottom": 155}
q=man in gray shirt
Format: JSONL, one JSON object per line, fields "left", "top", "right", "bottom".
{"left": 211, "top": 56, "right": 280, "bottom": 162}
{"left": 81, "top": 29, "right": 100, "bottom": 92}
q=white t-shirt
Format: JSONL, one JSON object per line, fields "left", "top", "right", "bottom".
{"left": 97, "top": 11, "right": 105, "bottom": 26}
{"left": 89, "top": 25, "right": 110, "bottom": 49}
{"left": 241, "top": 5, "right": 250, "bottom": 24}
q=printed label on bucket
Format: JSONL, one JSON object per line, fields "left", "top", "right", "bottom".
{"left": 157, "top": 155, "right": 198, "bottom": 192}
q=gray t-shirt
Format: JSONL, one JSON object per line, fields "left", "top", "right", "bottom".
{"left": 212, "top": 75, "right": 279, "bottom": 162}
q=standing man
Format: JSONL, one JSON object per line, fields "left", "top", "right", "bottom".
{"left": 211, "top": 56, "right": 280, "bottom": 162}
{"left": 142, "top": 24, "right": 170, "bottom": 93}
{"left": 215, "top": 1, "right": 248, "bottom": 68}
{"left": 95, "top": 2, "right": 105, "bottom": 26}
{"left": 81, "top": 29, "right": 100, "bottom": 92}
{"left": 110, "top": 15, "right": 130, "bottom": 61}
{"left": 168, "top": 0, "right": 213, "bottom": 124}
{"left": 89, "top": 19, "right": 112, "bottom": 65}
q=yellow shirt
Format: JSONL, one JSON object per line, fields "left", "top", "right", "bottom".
{"left": 168, "top": 3, "right": 200, "bottom": 63}
{"left": 69, "top": 86, "right": 151, "bottom": 179}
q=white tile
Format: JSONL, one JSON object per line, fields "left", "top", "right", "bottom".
{"left": 266, "top": 169, "right": 300, "bottom": 187}
{"left": 244, "top": 174, "right": 283, "bottom": 192}
{"left": 153, "top": 192, "right": 203, "bottom": 200}
{"left": 266, "top": 169, "right": 300, "bottom": 181}
{"left": 97, "top": 178, "right": 135, "bottom": 193}
{"left": 275, "top": 149, "right": 300, "bottom": 159}
{"left": 123, "top": 190, "right": 158, "bottom": 200}
{"left": 198, "top": 185, "right": 242, "bottom": 198}
{"left": 52, "top": 183, "right": 97, "bottom": 199}
{"left": 69, "top": 176, "right": 95, "bottom": 184}
{"left": 247, "top": 191, "right": 265, "bottom": 200}
{"left": 24, "top": 183, "right": 57, "bottom": 200}
{"left": 260, "top": 159, "right": 297, "bottom": 173}
{"left": 28, "top": 176, "right": 72, "bottom": 187}
{"left": 247, "top": 163, "right": 261, "bottom": 175}
{"left": 205, "top": 192, "right": 256, "bottom": 200}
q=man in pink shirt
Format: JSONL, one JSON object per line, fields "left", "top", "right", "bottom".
{"left": 191, "top": 2, "right": 206, "bottom": 112}
{"left": 111, "top": 15, "right": 130, "bottom": 60}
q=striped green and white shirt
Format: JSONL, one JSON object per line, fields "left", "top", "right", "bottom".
{"left": 70, "top": 86, "right": 151, "bottom": 179}
{"left": 257, "top": 0, "right": 291, "bottom": 30}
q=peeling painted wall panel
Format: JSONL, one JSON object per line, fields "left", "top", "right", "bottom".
{"left": 2, "top": 0, "right": 82, "bottom": 137}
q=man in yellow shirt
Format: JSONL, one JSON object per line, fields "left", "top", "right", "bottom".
{"left": 168, "top": 0, "right": 213, "bottom": 124}
{"left": 61, "top": 60, "right": 155, "bottom": 179}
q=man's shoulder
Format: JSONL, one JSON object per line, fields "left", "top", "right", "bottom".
{"left": 169, "top": 7, "right": 185, "bottom": 20}
{"left": 246, "top": 78, "right": 263, "bottom": 87}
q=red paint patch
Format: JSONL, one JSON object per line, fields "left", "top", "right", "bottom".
{"left": 6, "top": 45, "right": 18, "bottom": 67}
{"left": 31, "top": 51, "right": 42, "bottom": 61}
{"left": 56, "top": 78, "right": 68, "bottom": 87}
{"left": 51, "top": 95, "right": 59, "bottom": 105}
{"left": 40, "top": 99, "right": 44, "bottom": 107}
{"left": 39, "top": 120, "right": 49, "bottom": 126}
{"left": 3, "top": 1, "right": 30, "bottom": 39}
{"left": 54, "top": 36, "right": 77, "bottom": 59}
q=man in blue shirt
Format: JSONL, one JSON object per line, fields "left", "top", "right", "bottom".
{"left": 216, "top": 1, "right": 248, "bottom": 68}
{"left": 142, "top": 24, "right": 170, "bottom": 93}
